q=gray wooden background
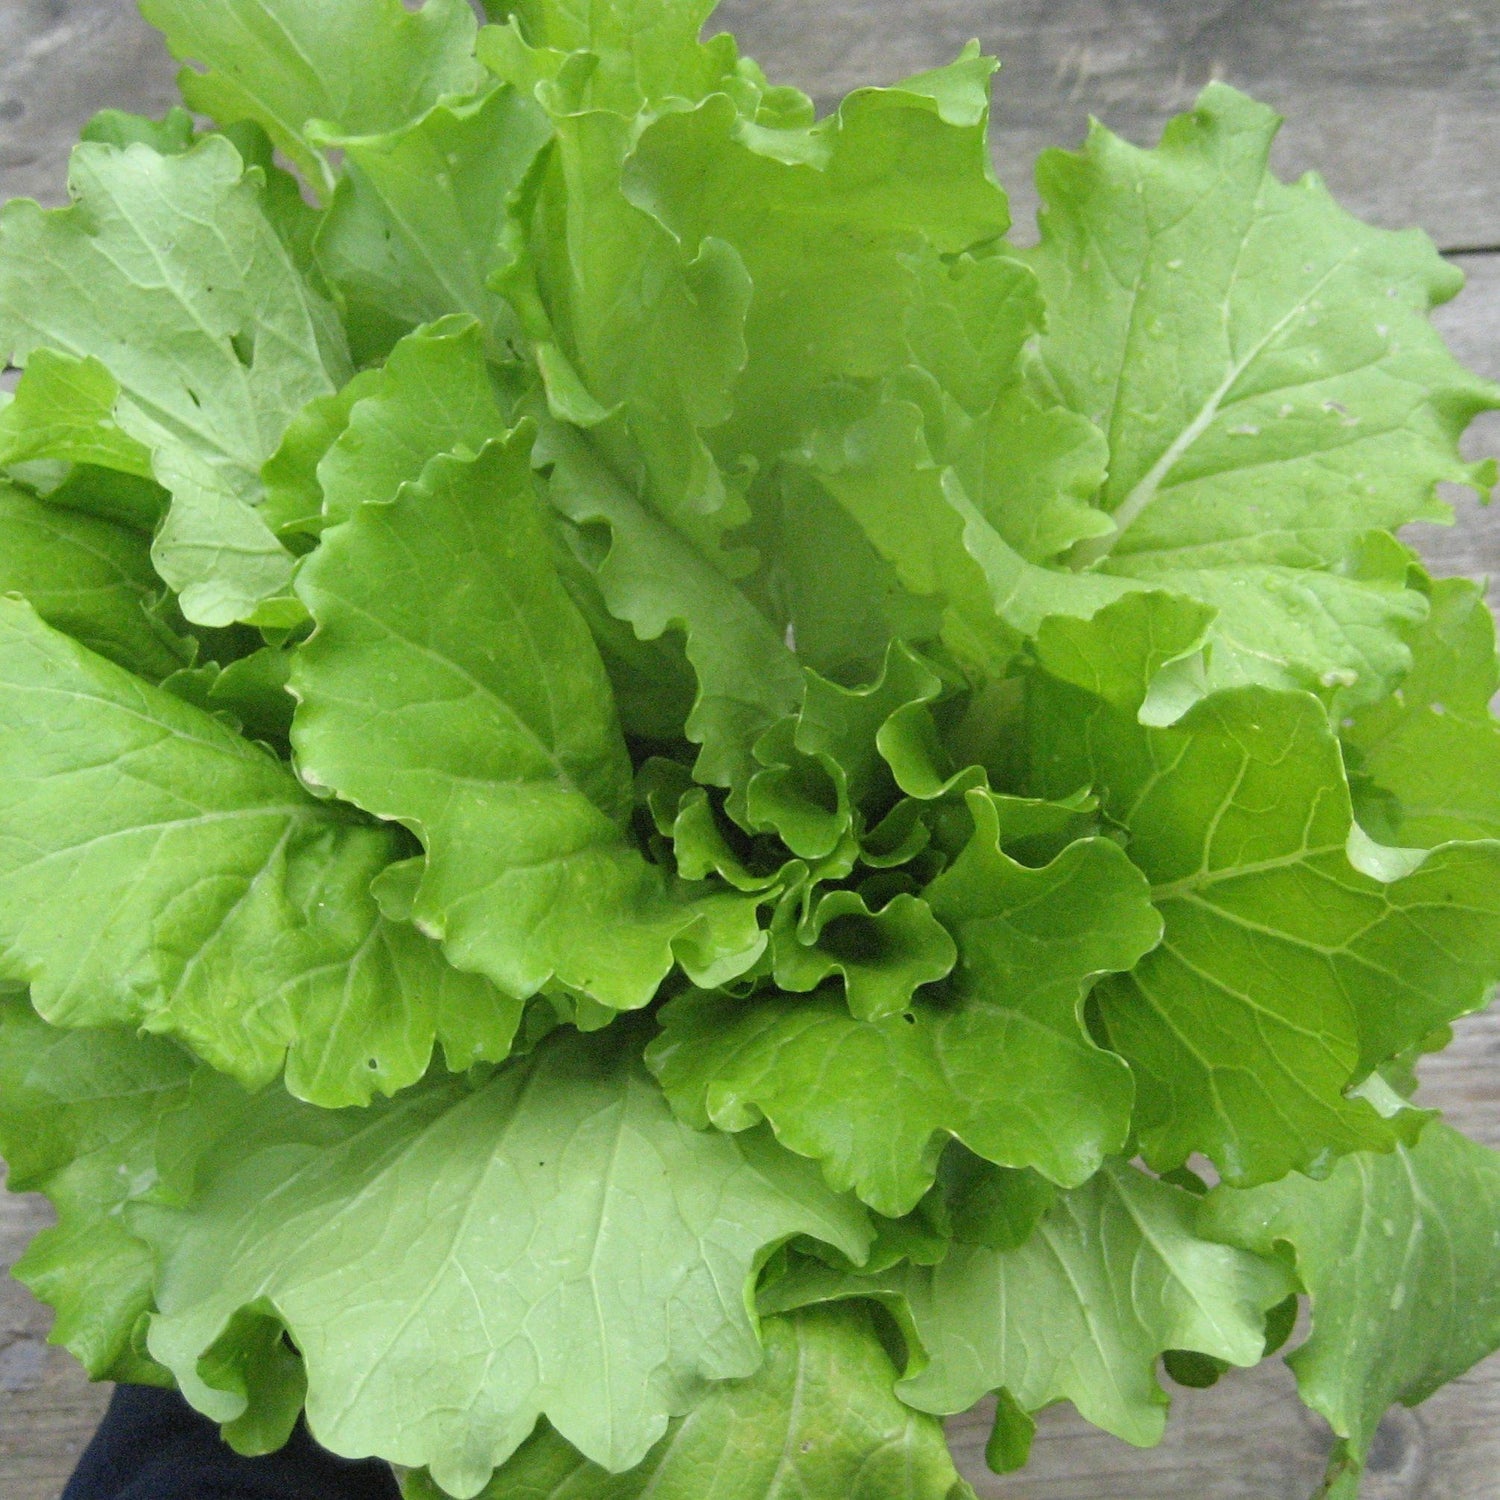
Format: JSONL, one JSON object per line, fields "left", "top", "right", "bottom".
{"left": 1, "top": 1, "right": 1497, "bottom": 1496}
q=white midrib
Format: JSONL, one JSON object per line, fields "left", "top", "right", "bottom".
{"left": 1070, "top": 255, "right": 1353, "bottom": 570}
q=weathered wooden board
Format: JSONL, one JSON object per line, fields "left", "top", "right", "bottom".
{"left": 2, "top": 2, "right": 1498, "bottom": 1497}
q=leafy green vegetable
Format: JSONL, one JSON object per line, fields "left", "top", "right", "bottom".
{"left": 1203, "top": 1122, "right": 1500, "bottom": 1497}
{"left": 1344, "top": 574, "right": 1500, "bottom": 844}
{"left": 0, "top": 134, "right": 351, "bottom": 625}
{"left": 1029, "top": 590, "right": 1500, "bottom": 1183}
{"left": 292, "top": 434, "right": 765, "bottom": 1007}
{"left": 0, "top": 597, "right": 519, "bottom": 1104}
{"left": 649, "top": 797, "right": 1158, "bottom": 1215}
{"left": 0, "top": 991, "right": 191, "bottom": 1384}
{"left": 762, "top": 1160, "right": 1294, "bottom": 1447}
{"left": 134, "top": 1022, "right": 870, "bottom": 1493}
{"left": 139, "top": 0, "right": 484, "bottom": 196}
{"left": 401, "top": 1305, "right": 975, "bottom": 1500}
{"left": 2, "top": 3, "right": 1498, "bottom": 1496}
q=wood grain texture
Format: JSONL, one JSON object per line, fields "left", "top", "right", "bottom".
{"left": 1, "top": 2, "right": 1497, "bottom": 1497}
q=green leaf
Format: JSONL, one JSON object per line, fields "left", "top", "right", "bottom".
{"left": 902, "top": 246, "right": 1112, "bottom": 565}
{"left": 0, "top": 478, "right": 190, "bottom": 681}
{"left": 794, "top": 642, "right": 945, "bottom": 810}
{"left": 937, "top": 1152, "right": 1058, "bottom": 1253}
{"left": 293, "top": 435, "right": 765, "bottom": 1008}
{"left": 81, "top": 105, "right": 198, "bottom": 156}
{"left": 316, "top": 83, "right": 552, "bottom": 362}
{"left": 773, "top": 472, "right": 945, "bottom": 682}
{"left": 483, "top": 0, "right": 743, "bottom": 115}
{"left": 162, "top": 646, "right": 296, "bottom": 748}
{"left": 139, "top": 0, "right": 484, "bottom": 197}
{"left": 1203, "top": 1121, "right": 1500, "bottom": 1488}
{"left": 1031, "top": 86, "right": 1497, "bottom": 573}
{"left": 309, "top": 316, "right": 516, "bottom": 529}
{"left": 0, "top": 135, "right": 352, "bottom": 625}
{"left": 538, "top": 415, "right": 802, "bottom": 800}
{"left": 1029, "top": 592, "right": 1500, "bottom": 1183}
{"left": 624, "top": 52, "right": 1008, "bottom": 466}
{"left": 804, "top": 394, "right": 1022, "bottom": 673}
{"left": 1019, "top": 83, "right": 1495, "bottom": 704}
{"left": 769, "top": 885, "right": 957, "bottom": 1022}
{"left": 769, "top": 1161, "right": 1292, "bottom": 1446}
{"left": 1344, "top": 575, "right": 1500, "bottom": 844}
{"left": 505, "top": 111, "right": 755, "bottom": 566}
{"left": 0, "top": 596, "right": 518, "bottom": 1104}
{"left": 0, "top": 993, "right": 194, "bottom": 1383}
{"left": 135, "top": 1022, "right": 871, "bottom": 1494}
{"left": 266, "top": 319, "right": 698, "bottom": 741}
{"left": 0, "top": 349, "right": 154, "bottom": 478}
{"left": 618, "top": 61, "right": 1007, "bottom": 570}
{"left": 649, "top": 796, "right": 1159, "bottom": 1217}
{"left": 403, "top": 1304, "right": 973, "bottom": 1500}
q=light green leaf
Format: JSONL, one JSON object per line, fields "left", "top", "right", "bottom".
{"left": 258, "top": 373, "right": 383, "bottom": 539}
{"left": 1031, "top": 85, "right": 1496, "bottom": 575}
{"left": 273, "top": 321, "right": 698, "bottom": 740}
{"left": 293, "top": 435, "right": 764, "bottom": 1008}
{"left": 794, "top": 642, "right": 945, "bottom": 809}
{"left": 769, "top": 1161, "right": 1292, "bottom": 1447}
{"left": 0, "top": 136, "right": 351, "bottom": 625}
{"left": 903, "top": 246, "right": 1112, "bottom": 565}
{"left": 1013, "top": 82, "right": 1497, "bottom": 704}
{"left": 1203, "top": 1121, "right": 1500, "bottom": 1491}
{"left": 0, "top": 596, "right": 519, "bottom": 1105}
{"left": 139, "top": 0, "right": 484, "bottom": 197}
{"left": 81, "top": 105, "right": 198, "bottom": 156}
{"left": 0, "top": 349, "right": 154, "bottom": 478}
{"left": 314, "top": 317, "right": 516, "bottom": 527}
{"left": 622, "top": 61, "right": 1008, "bottom": 520}
{"left": 1029, "top": 592, "right": 1500, "bottom": 1183}
{"left": 938, "top": 1152, "right": 1058, "bottom": 1254}
{"left": 819, "top": 370, "right": 1431, "bottom": 714}
{"left": 650, "top": 797, "right": 1159, "bottom": 1217}
{"left": 0, "top": 478, "right": 190, "bottom": 681}
{"left": 316, "top": 83, "right": 552, "bottom": 361}
{"left": 538, "top": 415, "right": 802, "bottom": 800}
{"left": 483, "top": 0, "right": 743, "bottom": 115}
{"left": 611, "top": 60, "right": 1016, "bottom": 673}
{"left": 1344, "top": 575, "right": 1500, "bottom": 844}
{"left": 773, "top": 471, "right": 944, "bottom": 682}
{"left": 165, "top": 646, "right": 296, "bottom": 748}
{"left": 505, "top": 105, "right": 755, "bottom": 565}
{"left": 804, "top": 395, "right": 1021, "bottom": 673}
{"left": 0, "top": 993, "right": 193, "bottom": 1383}
{"left": 135, "top": 1022, "right": 872, "bottom": 1494}
{"left": 403, "top": 1304, "right": 972, "bottom": 1500}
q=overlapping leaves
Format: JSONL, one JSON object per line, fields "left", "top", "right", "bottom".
{"left": 1, "top": 1, "right": 1499, "bottom": 1497}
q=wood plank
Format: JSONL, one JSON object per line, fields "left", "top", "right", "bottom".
{"left": 0, "top": 0, "right": 180, "bottom": 209}
{"left": 1421, "top": 253, "right": 1500, "bottom": 590}
{"left": 716, "top": 0, "right": 1500, "bottom": 251}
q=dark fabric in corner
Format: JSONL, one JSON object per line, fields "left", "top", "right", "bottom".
{"left": 63, "top": 1384, "right": 402, "bottom": 1500}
